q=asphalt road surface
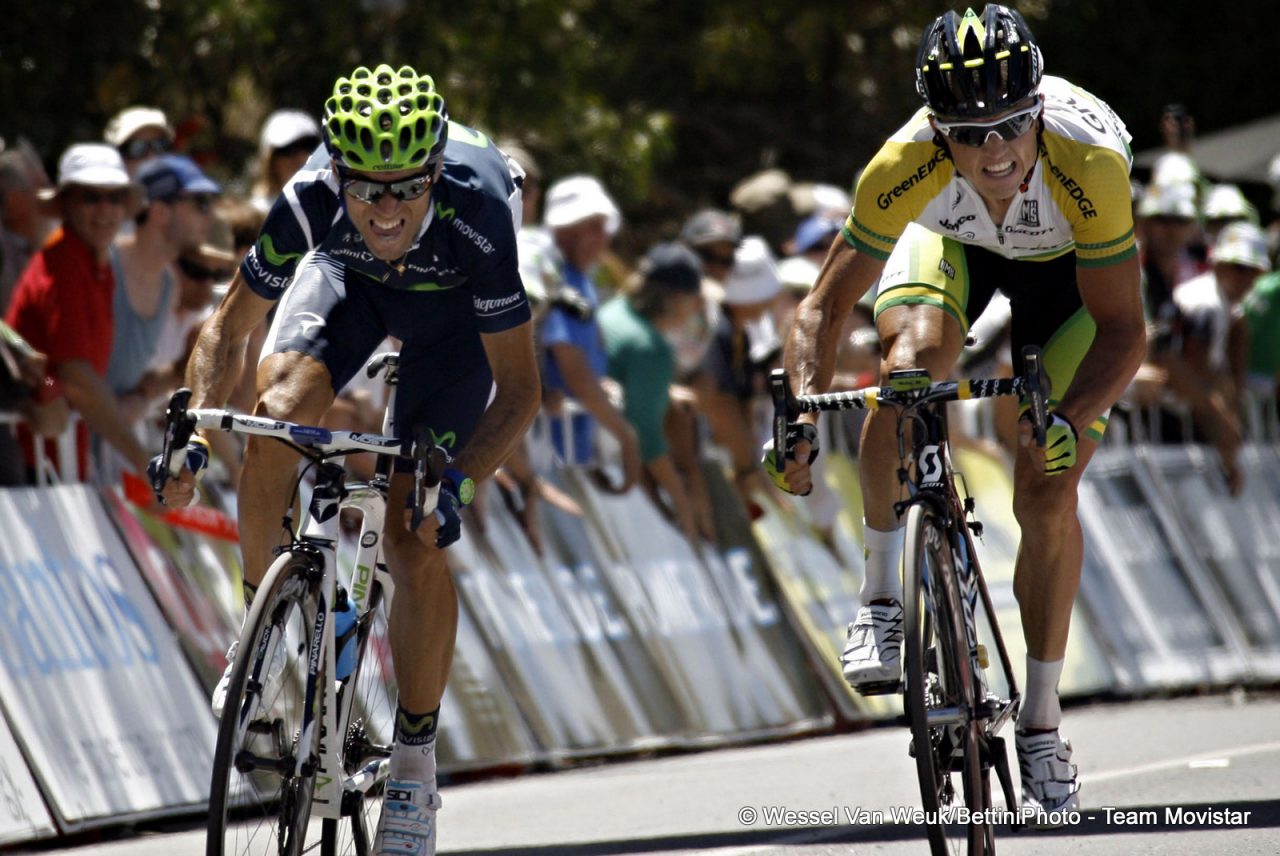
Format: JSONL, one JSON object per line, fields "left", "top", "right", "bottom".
{"left": 25, "top": 691, "right": 1280, "bottom": 856}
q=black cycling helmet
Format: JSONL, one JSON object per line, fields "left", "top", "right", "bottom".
{"left": 916, "top": 5, "right": 1043, "bottom": 119}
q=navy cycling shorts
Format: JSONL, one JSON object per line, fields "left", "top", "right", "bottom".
{"left": 262, "top": 252, "right": 494, "bottom": 462}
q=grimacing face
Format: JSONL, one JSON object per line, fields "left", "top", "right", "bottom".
{"left": 934, "top": 101, "right": 1041, "bottom": 209}
{"left": 340, "top": 164, "right": 437, "bottom": 262}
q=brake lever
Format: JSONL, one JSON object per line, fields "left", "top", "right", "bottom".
{"left": 768, "top": 368, "right": 796, "bottom": 461}
{"left": 409, "top": 427, "right": 449, "bottom": 531}
{"left": 1021, "top": 345, "right": 1049, "bottom": 448}
{"left": 155, "top": 388, "right": 196, "bottom": 492}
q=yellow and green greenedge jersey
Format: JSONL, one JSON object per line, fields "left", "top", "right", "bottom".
{"left": 845, "top": 76, "right": 1136, "bottom": 269}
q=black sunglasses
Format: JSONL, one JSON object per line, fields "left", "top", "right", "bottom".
{"left": 696, "top": 247, "right": 737, "bottom": 268}
{"left": 119, "top": 137, "right": 171, "bottom": 160}
{"left": 274, "top": 137, "right": 320, "bottom": 158}
{"left": 170, "top": 193, "right": 216, "bottom": 213}
{"left": 74, "top": 188, "right": 132, "bottom": 206}
{"left": 178, "top": 256, "right": 228, "bottom": 282}
{"left": 338, "top": 167, "right": 435, "bottom": 205}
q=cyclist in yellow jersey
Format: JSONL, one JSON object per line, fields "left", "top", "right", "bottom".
{"left": 767, "top": 5, "right": 1145, "bottom": 822}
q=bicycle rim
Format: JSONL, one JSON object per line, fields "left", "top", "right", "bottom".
{"left": 321, "top": 579, "right": 397, "bottom": 855}
{"left": 903, "top": 504, "right": 990, "bottom": 856}
{"left": 207, "top": 554, "right": 325, "bottom": 856}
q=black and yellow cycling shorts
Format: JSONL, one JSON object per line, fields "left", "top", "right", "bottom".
{"left": 873, "top": 224, "right": 1107, "bottom": 441}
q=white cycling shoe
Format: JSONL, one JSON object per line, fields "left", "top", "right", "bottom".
{"left": 1017, "top": 728, "right": 1081, "bottom": 827}
{"left": 841, "top": 600, "right": 904, "bottom": 691}
{"left": 210, "top": 639, "right": 287, "bottom": 718}
{"left": 374, "top": 779, "right": 442, "bottom": 855}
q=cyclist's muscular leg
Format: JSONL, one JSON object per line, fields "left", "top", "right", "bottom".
{"left": 860, "top": 304, "right": 967, "bottom": 531}
{"left": 1011, "top": 436, "right": 1100, "bottom": 661}
{"left": 381, "top": 470, "right": 459, "bottom": 712}
{"left": 239, "top": 352, "right": 337, "bottom": 586}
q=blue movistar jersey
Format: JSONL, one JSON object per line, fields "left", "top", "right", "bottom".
{"left": 240, "top": 121, "right": 531, "bottom": 334}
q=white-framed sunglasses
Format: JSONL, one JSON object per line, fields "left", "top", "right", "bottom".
{"left": 932, "top": 100, "right": 1043, "bottom": 147}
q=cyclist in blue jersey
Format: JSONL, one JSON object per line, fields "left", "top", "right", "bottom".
{"left": 154, "top": 64, "right": 539, "bottom": 855}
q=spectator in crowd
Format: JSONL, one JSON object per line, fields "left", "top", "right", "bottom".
{"left": 1170, "top": 221, "right": 1271, "bottom": 494}
{"left": 1136, "top": 180, "right": 1201, "bottom": 338}
{"left": 249, "top": 109, "right": 321, "bottom": 214}
{"left": 600, "top": 242, "right": 713, "bottom": 540}
{"left": 211, "top": 196, "right": 268, "bottom": 414}
{"left": 1201, "top": 183, "right": 1258, "bottom": 247}
{"left": 680, "top": 208, "right": 741, "bottom": 286}
{"left": 775, "top": 212, "right": 844, "bottom": 333}
{"left": 1, "top": 150, "right": 53, "bottom": 312}
{"left": 0, "top": 320, "right": 68, "bottom": 485}
{"left": 5, "top": 144, "right": 151, "bottom": 480}
{"left": 108, "top": 154, "right": 221, "bottom": 423}
{"left": 695, "top": 235, "right": 782, "bottom": 509}
{"left": 537, "top": 174, "right": 641, "bottom": 489}
{"left": 104, "top": 106, "right": 174, "bottom": 179}
{"left": 1243, "top": 247, "right": 1280, "bottom": 398}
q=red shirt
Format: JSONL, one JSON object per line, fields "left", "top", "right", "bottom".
{"left": 5, "top": 227, "right": 115, "bottom": 479}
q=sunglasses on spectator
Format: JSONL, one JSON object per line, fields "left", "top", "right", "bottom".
{"left": 274, "top": 137, "right": 321, "bottom": 159}
{"left": 338, "top": 167, "right": 435, "bottom": 205}
{"left": 171, "top": 193, "right": 216, "bottom": 213}
{"left": 932, "top": 101, "right": 1043, "bottom": 148}
{"left": 119, "top": 137, "right": 171, "bottom": 160}
{"left": 73, "top": 188, "right": 132, "bottom": 206}
{"left": 178, "top": 256, "right": 228, "bottom": 282}
{"left": 696, "top": 248, "right": 737, "bottom": 268}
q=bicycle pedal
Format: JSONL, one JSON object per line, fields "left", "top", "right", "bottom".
{"left": 855, "top": 679, "right": 902, "bottom": 697}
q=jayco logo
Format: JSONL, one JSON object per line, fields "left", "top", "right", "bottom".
{"left": 938, "top": 214, "right": 976, "bottom": 232}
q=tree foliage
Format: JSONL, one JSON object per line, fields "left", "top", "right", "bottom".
{"left": 1, "top": 0, "right": 1272, "bottom": 236}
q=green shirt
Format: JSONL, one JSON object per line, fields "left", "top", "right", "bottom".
{"left": 1243, "top": 271, "right": 1280, "bottom": 376}
{"left": 599, "top": 296, "right": 674, "bottom": 463}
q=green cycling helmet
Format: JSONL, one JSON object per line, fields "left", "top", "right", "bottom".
{"left": 323, "top": 64, "right": 449, "bottom": 172}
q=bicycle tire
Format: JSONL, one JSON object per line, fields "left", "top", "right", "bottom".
{"left": 207, "top": 551, "right": 326, "bottom": 856}
{"left": 321, "top": 575, "right": 396, "bottom": 856}
{"left": 902, "top": 503, "right": 991, "bottom": 856}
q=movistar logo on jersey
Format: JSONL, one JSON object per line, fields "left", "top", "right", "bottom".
{"left": 428, "top": 428, "right": 457, "bottom": 449}
{"left": 451, "top": 216, "right": 495, "bottom": 255}
{"left": 257, "top": 233, "right": 303, "bottom": 267}
{"left": 435, "top": 202, "right": 456, "bottom": 221}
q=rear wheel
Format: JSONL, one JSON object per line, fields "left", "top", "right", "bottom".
{"left": 207, "top": 552, "right": 325, "bottom": 856}
{"left": 902, "top": 503, "right": 991, "bottom": 855}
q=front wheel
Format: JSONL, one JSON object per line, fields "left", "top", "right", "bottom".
{"left": 902, "top": 503, "right": 991, "bottom": 856}
{"left": 207, "top": 552, "right": 326, "bottom": 856}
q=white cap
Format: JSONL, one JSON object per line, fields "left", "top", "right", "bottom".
{"left": 1137, "top": 181, "right": 1197, "bottom": 220}
{"left": 37, "top": 143, "right": 134, "bottom": 200}
{"left": 776, "top": 255, "right": 820, "bottom": 292}
{"left": 104, "top": 106, "right": 173, "bottom": 147}
{"left": 260, "top": 109, "right": 321, "bottom": 154}
{"left": 1268, "top": 152, "right": 1280, "bottom": 211}
{"left": 543, "top": 175, "right": 621, "bottom": 234}
{"left": 722, "top": 236, "right": 781, "bottom": 305}
{"left": 1202, "top": 183, "right": 1256, "bottom": 222}
{"left": 1210, "top": 222, "right": 1271, "bottom": 272}
{"left": 1150, "top": 152, "right": 1199, "bottom": 188}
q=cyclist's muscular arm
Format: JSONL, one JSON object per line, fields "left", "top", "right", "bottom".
{"left": 784, "top": 241, "right": 886, "bottom": 423}
{"left": 185, "top": 271, "right": 275, "bottom": 409}
{"left": 453, "top": 322, "right": 541, "bottom": 482}
{"left": 1055, "top": 254, "right": 1146, "bottom": 431}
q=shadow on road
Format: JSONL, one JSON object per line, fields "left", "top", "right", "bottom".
{"left": 444, "top": 799, "right": 1280, "bottom": 855}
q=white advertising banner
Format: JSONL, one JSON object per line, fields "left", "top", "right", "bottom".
{"left": 0, "top": 487, "right": 216, "bottom": 830}
{"left": 0, "top": 717, "right": 55, "bottom": 845}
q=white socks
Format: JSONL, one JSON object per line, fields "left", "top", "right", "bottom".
{"left": 860, "top": 524, "right": 904, "bottom": 604}
{"left": 1020, "top": 655, "right": 1065, "bottom": 731}
{"left": 389, "top": 738, "right": 438, "bottom": 790}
